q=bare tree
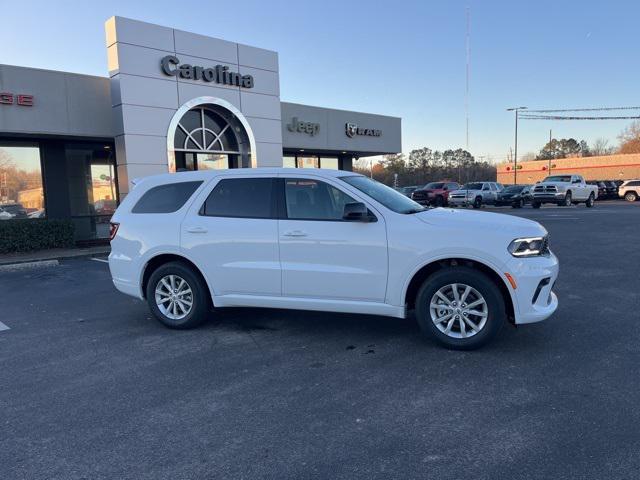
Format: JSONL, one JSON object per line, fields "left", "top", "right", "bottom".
{"left": 618, "top": 121, "right": 640, "bottom": 154}
{"left": 590, "top": 138, "right": 615, "bottom": 157}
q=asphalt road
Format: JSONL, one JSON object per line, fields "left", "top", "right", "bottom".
{"left": 1, "top": 201, "right": 639, "bottom": 480}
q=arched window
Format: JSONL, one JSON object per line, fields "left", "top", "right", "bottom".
{"left": 171, "top": 104, "right": 251, "bottom": 171}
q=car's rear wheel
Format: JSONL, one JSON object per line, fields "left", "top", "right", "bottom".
{"left": 472, "top": 196, "right": 482, "bottom": 209}
{"left": 512, "top": 198, "right": 523, "bottom": 209}
{"left": 585, "top": 193, "right": 595, "bottom": 208}
{"left": 532, "top": 201, "right": 541, "bottom": 209}
{"left": 625, "top": 191, "right": 638, "bottom": 202}
{"left": 146, "top": 261, "right": 209, "bottom": 329}
{"left": 415, "top": 267, "right": 506, "bottom": 350}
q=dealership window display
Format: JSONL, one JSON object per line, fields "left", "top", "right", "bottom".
{"left": 0, "top": 143, "right": 45, "bottom": 220}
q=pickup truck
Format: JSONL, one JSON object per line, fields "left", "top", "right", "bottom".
{"left": 531, "top": 175, "right": 597, "bottom": 208}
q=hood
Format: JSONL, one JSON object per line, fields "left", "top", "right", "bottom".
{"left": 450, "top": 188, "right": 480, "bottom": 195}
{"left": 536, "top": 181, "right": 569, "bottom": 188}
{"left": 415, "top": 207, "right": 546, "bottom": 238}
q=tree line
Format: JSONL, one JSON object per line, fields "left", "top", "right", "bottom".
{"left": 354, "top": 148, "right": 497, "bottom": 187}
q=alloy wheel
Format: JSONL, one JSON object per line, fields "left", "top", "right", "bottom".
{"left": 155, "top": 274, "right": 193, "bottom": 320}
{"left": 429, "top": 283, "right": 488, "bottom": 339}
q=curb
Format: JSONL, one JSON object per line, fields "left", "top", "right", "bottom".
{"left": 0, "top": 259, "right": 60, "bottom": 272}
{"left": 0, "top": 248, "right": 110, "bottom": 268}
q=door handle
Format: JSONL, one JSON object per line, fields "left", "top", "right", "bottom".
{"left": 186, "top": 226, "right": 208, "bottom": 234}
{"left": 283, "top": 230, "right": 308, "bottom": 237}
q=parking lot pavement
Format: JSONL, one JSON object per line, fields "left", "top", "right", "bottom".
{"left": 1, "top": 202, "right": 639, "bottom": 480}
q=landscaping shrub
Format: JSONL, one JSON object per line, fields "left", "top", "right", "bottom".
{"left": 0, "top": 219, "right": 75, "bottom": 254}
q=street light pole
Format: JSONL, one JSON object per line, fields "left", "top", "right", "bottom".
{"left": 507, "top": 106, "right": 527, "bottom": 185}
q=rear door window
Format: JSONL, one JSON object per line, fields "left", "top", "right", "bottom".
{"left": 132, "top": 181, "right": 203, "bottom": 214}
{"left": 284, "top": 178, "right": 357, "bottom": 221}
{"left": 201, "top": 177, "right": 275, "bottom": 218}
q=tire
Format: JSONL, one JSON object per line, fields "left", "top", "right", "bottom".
{"left": 562, "top": 191, "right": 572, "bottom": 207}
{"left": 146, "top": 261, "right": 210, "bottom": 329}
{"left": 415, "top": 267, "right": 506, "bottom": 350}
{"left": 434, "top": 196, "right": 444, "bottom": 207}
{"left": 512, "top": 199, "right": 523, "bottom": 209}
{"left": 585, "top": 193, "right": 595, "bottom": 208}
{"left": 625, "top": 191, "right": 638, "bottom": 202}
{"left": 472, "top": 196, "right": 482, "bottom": 209}
{"left": 532, "top": 201, "right": 541, "bottom": 209}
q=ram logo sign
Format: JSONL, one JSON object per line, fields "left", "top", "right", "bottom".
{"left": 345, "top": 122, "right": 382, "bottom": 138}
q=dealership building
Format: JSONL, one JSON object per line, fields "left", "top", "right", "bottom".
{"left": 0, "top": 16, "right": 401, "bottom": 241}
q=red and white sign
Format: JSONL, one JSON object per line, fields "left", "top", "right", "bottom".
{"left": 0, "top": 93, "right": 34, "bottom": 106}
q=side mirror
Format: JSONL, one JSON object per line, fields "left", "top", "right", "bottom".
{"left": 343, "top": 202, "right": 372, "bottom": 221}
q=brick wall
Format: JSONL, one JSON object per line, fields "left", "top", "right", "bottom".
{"left": 497, "top": 153, "right": 640, "bottom": 185}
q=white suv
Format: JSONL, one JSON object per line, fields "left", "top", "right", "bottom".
{"left": 618, "top": 180, "right": 640, "bottom": 202}
{"left": 109, "top": 169, "right": 559, "bottom": 350}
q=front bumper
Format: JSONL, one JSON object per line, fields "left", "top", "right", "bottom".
{"left": 532, "top": 192, "right": 565, "bottom": 203}
{"left": 448, "top": 197, "right": 472, "bottom": 206}
{"left": 506, "top": 252, "right": 559, "bottom": 324}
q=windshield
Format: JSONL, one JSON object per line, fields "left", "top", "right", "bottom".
{"left": 341, "top": 176, "right": 426, "bottom": 214}
{"left": 461, "top": 183, "right": 483, "bottom": 190}
{"left": 424, "top": 182, "right": 444, "bottom": 189}
{"left": 503, "top": 185, "right": 524, "bottom": 193}
{"left": 543, "top": 175, "right": 571, "bottom": 182}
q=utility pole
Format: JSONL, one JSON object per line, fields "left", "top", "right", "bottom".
{"left": 548, "top": 129, "right": 552, "bottom": 174}
{"left": 465, "top": 6, "right": 470, "bottom": 150}
{"left": 506, "top": 106, "right": 527, "bottom": 184}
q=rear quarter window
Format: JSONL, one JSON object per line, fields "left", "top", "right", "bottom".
{"left": 131, "top": 181, "right": 203, "bottom": 214}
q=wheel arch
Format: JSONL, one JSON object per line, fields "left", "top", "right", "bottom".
{"left": 141, "top": 253, "right": 214, "bottom": 306}
{"left": 403, "top": 258, "right": 515, "bottom": 323}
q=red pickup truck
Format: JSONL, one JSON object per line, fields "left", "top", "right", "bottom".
{"left": 411, "top": 181, "right": 460, "bottom": 207}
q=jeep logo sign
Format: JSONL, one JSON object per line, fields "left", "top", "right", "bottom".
{"left": 287, "top": 117, "right": 320, "bottom": 136}
{"left": 161, "top": 55, "right": 254, "bottom": 89}
{"left": 345, "top": 122, "right": 381, "bottom": 138}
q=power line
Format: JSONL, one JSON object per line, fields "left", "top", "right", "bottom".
{"left": 521, "top": 114, "right": 640, "bottom": 120}
{"left": 526, "top": 106, "right": 640, "bottom": 113}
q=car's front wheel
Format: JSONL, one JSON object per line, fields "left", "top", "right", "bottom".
{"left": 559, "top": 191, "right": 572, "bottom": 207}
{"left": 146, "top": 261, "right": 209, "bottom": 329}
{"left": 472, "top": 196, "right": 482, "bottom": 209}
{"left": 415, "top": 267, "right": 506, "bottom": 350}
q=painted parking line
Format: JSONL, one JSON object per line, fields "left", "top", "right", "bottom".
{"left": 0, "top": 321, "right": 10, "bottom": 332}
{"left": 91, "top": 258, "right": 109, "bottom": 264}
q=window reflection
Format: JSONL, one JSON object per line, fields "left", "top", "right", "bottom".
{"left": 0, "top": 144, "right": 45, "bottom": 220}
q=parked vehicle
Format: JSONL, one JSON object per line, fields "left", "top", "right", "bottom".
{"left": 586, "top": 180, "right": 607, "bottom": 199}
{"left": 531, "top": 175, "right": 597, "bottom": 208}
{"left": 0, "top": 203, "right": 28, "bottom": 219}
{"left": 108, "top": 169, "right": 559, "bottom": 350}
{"left": 495, "top": 184, "right": 532, "bottom": 208}
{"left": 396, "top": 186, "right": 419, "bottom": 198}
{"left": 603, "top": 181, "right": 619, "bottom": 199}
{"left": 448, "top": 182, "right": 503, "bottom": 208}
{"left": 618, "top": 179, "right": 640, "bottom": 202}
{"left": 411, "top": 181, "right": 460, "bottom": 207}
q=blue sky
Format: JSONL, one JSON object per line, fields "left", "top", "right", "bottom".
{"left": 2, "top": 0, "right": 638, "bottom": 163}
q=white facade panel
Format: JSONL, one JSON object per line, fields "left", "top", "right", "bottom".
{"left": 174, "top": 30, "right": 239, "bottom": 64}
{"left": 117, "top": 105, "right": 176, "bottom": 137}
{"left": 246, "top": 117, "right": 283, "bottom": 143}
{"left": 105, "top": 16, "right": 174, "bottom": 51}
{"left": 114, "top": 74, "right": 179, "bottom": 109}
{"left": 176, "top": 83, "right": 241, "bottom": 107}
{"left": 238, "top": 44, "right": 278, "bottom": 72}
{"left": 107, "top": 42, "right": 175, "bottom": 79}
{"left": 255, "top": 142, "right": 286, "bottom": 167}
{"left": 238, "top": 66, "right": 280, "bottom": 96}
{"left": 240, "top": 92, "right": 281, "bottom": 120}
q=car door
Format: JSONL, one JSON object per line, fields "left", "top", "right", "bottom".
{"left": 278, "top": 176, "right": 388, "bottom": 302}
{"left": 181, "top": 175, "right": 281, "bottom": 297}
{"left": 481, "top": 183, "right": 492, "bottom": 202}
{"left": 571, "top": 176, "right": 586, "bottom": 200}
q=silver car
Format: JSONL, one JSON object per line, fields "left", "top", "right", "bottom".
{"left": 448, "top": 182, "right": 503, "bottom": 208}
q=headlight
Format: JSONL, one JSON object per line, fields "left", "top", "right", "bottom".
{"left": 508, "top": 236, "right": 549, "bottom": 257}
